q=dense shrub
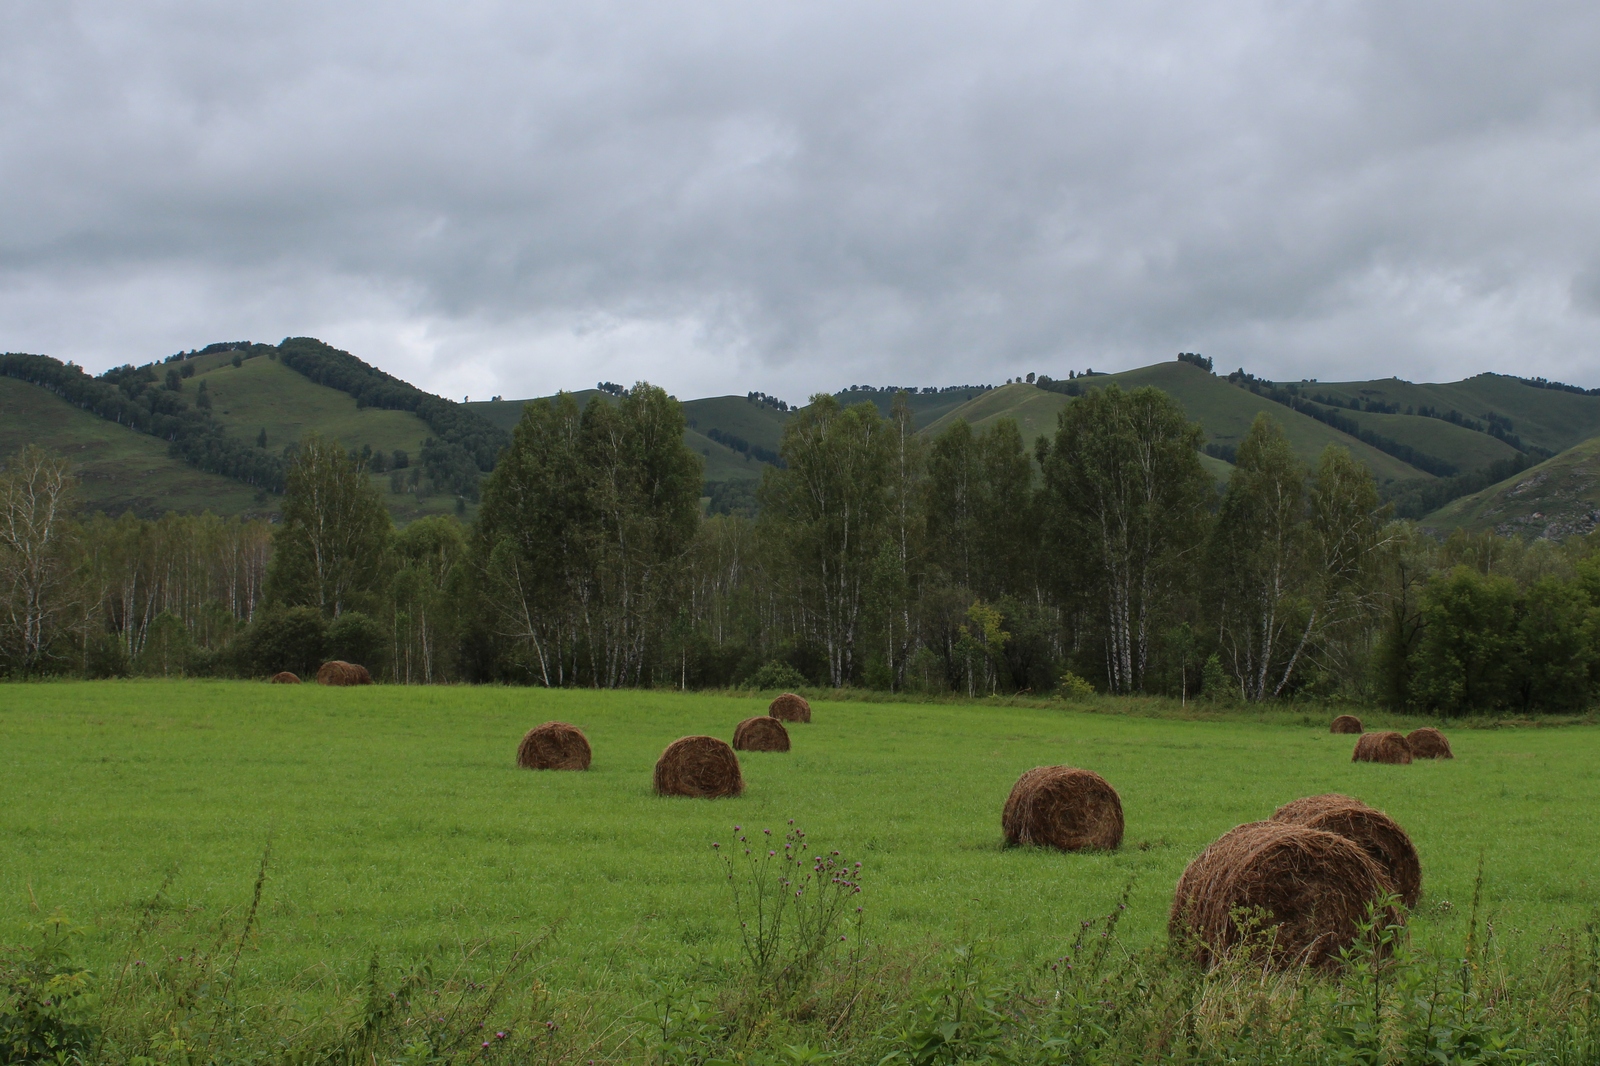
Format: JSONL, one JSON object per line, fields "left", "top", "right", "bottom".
{"left": 328, "top": 611, "right": 387, "bottom": 676}
{"left": 240, "top": 606, "right": 328, "bottom": 678}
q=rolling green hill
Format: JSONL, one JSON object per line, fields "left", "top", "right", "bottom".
{"left": 471, "top": 391, "right": 795, "bottom": 484}
{"left": 0, "top": 375, "right": 269, "bottom": 519}
{"left": 1423, "top": 435, "right": 1600, "bottom": 538}
{"left": 925, "top": 364, "right": 1430, "bottom": 485}
{"left": 189, "top": 350, "right": 436, "bottom": 458}
{"left": 1307, "top": 374, "right": 1600, "bottom": 456}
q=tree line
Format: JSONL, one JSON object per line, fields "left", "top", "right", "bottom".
{"left": 4, "top": 381, "right": 1599, "bottom": 715}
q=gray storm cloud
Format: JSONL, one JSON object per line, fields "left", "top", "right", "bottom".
{"left": 2, "top": 0, "right": 1599, "bottom": 401}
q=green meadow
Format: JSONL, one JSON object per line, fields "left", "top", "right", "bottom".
{"left": 4, "top": 681, "right": 1598, "bottom": 1000}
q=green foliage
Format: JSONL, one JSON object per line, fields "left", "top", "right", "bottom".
{"left": 268, "top": 434, "right": 393, "bottom": 617}
{"left": 477, "top": 385, "right": 702, "bottom": 687}
{"left": 240, "top": 605, "right": 328, "bottom": 677}
{"left": 1043, "top": 383, "right": 1211, "bottom": 695}
{"left": 132, "top": 611, "right": 194, "bottom": 677}
{"left": 1411, "top": 567, "right": 1521, "bottom": 714}
{"left": 1200, "top": 652, "right": 1233, "bottom": 702}
{"left": 0, "top": 913, "right": 97, "bottom": 1064}
{"left": 1056, "top": 670, "right": 1095, "bottom": 700}
{"left": 749, "top": 660, "right": 807, "bottom": 691}
{"left": 328, "top": 610, "right": 387, "bottom": 674}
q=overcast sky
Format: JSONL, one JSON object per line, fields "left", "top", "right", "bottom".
{"left": 4, "top": 1, "right": 1600, "bottom": 403}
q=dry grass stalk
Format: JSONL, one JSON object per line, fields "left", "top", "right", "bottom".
{"left": 1405, "top": 727, "right": 1453, "bottom": 759}
{"left": 1329, "top": 714, "right": 1363, "bottom": 734}
{"left": 268, "top": 671, "right": 300, "bottom": 684}
{"left": 1001, "top": 766, "right": 1123, "bottom": 851}
{"left": 654, "top": 736, "right": 744, "bottom": 798}
{"left": 517, "top": 722, "right": 592, "bottom": 770}
{"left": 1170, "top": 820, "right": 1402, "bottom": 970}
{"left": 732, "top": 716, "right": 791, "bottom": 752}
{"left": 1352, "top": 731, "right": 1412, "bottom": 764}
{"left": 1272, "top": 794, "right": 1422, "bottom": 908}
{"left": 768, "top": 692, "right": 812, "bottom": 723}
{"left": 315, "top": 661, "right": 372, "bottom": 686}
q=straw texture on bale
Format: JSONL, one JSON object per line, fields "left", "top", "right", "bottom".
{"left": 1352, "top": 731, "right": 1412, "bottom": 764}
{"left": 1170, "top": 821, "right": 1402, "bottom": 970}
{"left": 768, "top": 692, "right": 811, "bottom": 723}
{"left": 516, "top": 722, "right": 592, "bottom": 770}
{"left": 316, "top": 660, "right": 372, "bottom": 686}
{"left": 1001, "top": 766, "right": 1124, "bottom": 851}
{"left": 269, "top": 671, "right": 300, "bottom": 684}
{"left": 1406, "top": 727, "right": 1453, "bottom": 759}
{"left": 732, "top": 716, "right": 791, "bottom": 752}
{"left": 1272, "top": 794, "right": 1422, "bottom": 908}
{"left": 1329, "top": 714, "right": 1363, "bottom": 734}
{"left": 654, "top": 736, "right": 744, "bottom": 798}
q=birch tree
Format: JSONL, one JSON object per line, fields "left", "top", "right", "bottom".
{"left": 267, "top": 434, "right": 392, "bottom": 617}
{"left": 759, "top": 395, "right": 894, "bottom": 686}
{"left": 1042, "top": 384, "right": 1209, "bottom": 694}
{"left": 0, "top": 446, "right": 80, "bottom": 674}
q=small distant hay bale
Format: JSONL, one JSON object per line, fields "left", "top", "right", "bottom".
{"left": 654, "top": 736, "right": 744, "bottom": 798}
{"left": 1406, "top": 727, "right": 1453, "bottom": 759}
{"left": 517, "top": 722, "right": 592, "bottom": 770}
{"left": 1001, "top": 766, "right": 1124, "bottom": 851}
{"left": 1170, "top": 821, "right": 1402, "bottom": 970}
{"left": 269, "top": 671, "right": 300, "bottom": 684}
{"left": 1272, "top": 794, "right": 1421, "bottom": 908}
{"left": 316, "top": 660, "right": 372, "bottom": 686}
{"left": 1352, "top": 731, "right": 1412, "bottom": 765}
{"left": 733, "top": 716, "right": 791, "bottom": 752}
{"left": 768, "top": 692, "right": 811, "bottom": 723}
{"left": 1330, "top": 714, "right": 1363, "bottom": 734}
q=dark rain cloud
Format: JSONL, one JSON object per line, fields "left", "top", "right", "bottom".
{"left": 3, "top": 0, "right": 1599, "bottom": 401}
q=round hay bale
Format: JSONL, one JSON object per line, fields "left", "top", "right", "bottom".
{"left": 1170, "top": 821, "right": 1402, "bottom": 970}
{"left": 768, "top": 692, "right": 811, "bottom": 723}
{"left": 269, "top": 671, "right": 300, "bottom": 684}
{"left": 516, "top": 722, "right": 592, "bottom": 770}
{"left": 1329, "top": 714, "right": 1363, "bottom": 734}
{"left": 732, "top": 716, "right": 791, "bottom": 752}
{"left": 1352, "top": 731, "right": 1411, "bottom": 764}
{"left": 654, "top": 736, "right": 744, "bottom": 798}
{"left": 1405, "top": 727, "right": 1453, "bottom": 759}
{"left": 316, "top": 660, "right": 372, "bottom": 686}
{"left": 1271, "top": 794, "right": 1422, "bottom": 908}
{"left": 1001, "top": 766, "right": 1124, "bottom": 851}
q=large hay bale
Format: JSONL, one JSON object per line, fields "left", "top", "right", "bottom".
{"left": 1001, "top": 766, "right": 1124, "bottom": 851}
{"left": 1272, "top": 794, "right": 1421, "bottom": 908}
{"left": 516, "top": 722, "right": 592, "bottom": 770}
{"left": 732, "top": 716, "right": 791, "bottom": 752}
{"left": 654, "top": 736, "right": 744, "bottom": 798}
{"left": 1406, "top": 727, "right": 1453, "bottom": 759}
{"left": 1329, "top": 714, "right": 1363, "bottom": 734}
{"left": 269, "top": 671, "right": 300, "bottom": 684}
{"left": 1352, "top": 731, "right": 1411, "bottom": 764}
{"left": 1170, "top": 821, "right": 1402, "bottom": 970}
{"left": 768, "top": 692, "right": 811, "bottom": 723}
{"left": 316, "top": 660, "right": 372, "bottom": 686}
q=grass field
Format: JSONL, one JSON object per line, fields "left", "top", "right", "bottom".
{"left": 4, "top": 681, "right": 1597, "bottom": 1007}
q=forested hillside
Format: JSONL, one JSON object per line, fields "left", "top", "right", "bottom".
{"left": 9, "top": 378, "right": 1600, "bottom": 720}
{"left": 6, "top": 339, "right": 1600, "bottom": 535}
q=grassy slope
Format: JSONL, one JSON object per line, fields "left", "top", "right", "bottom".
{"left": 188, "top": 353, "right": 477, "bottom": 522}
{"left": 1424, "top": 434, "right": 1600, "bottom": 537}
{"left": 1313, "top": 374, "right": 1600, "bottom": 455}
{"left": 0, "top": 376, "right": 269, "bottom": 519}
{"left": 2, "top": 682, "right": 1594, "bottom": 1002}
{"left": 194, "top": 352, "right": 435, "bottom": 458}
{"left": 925, "top": 365, "right": 1427, "bottom": 484}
